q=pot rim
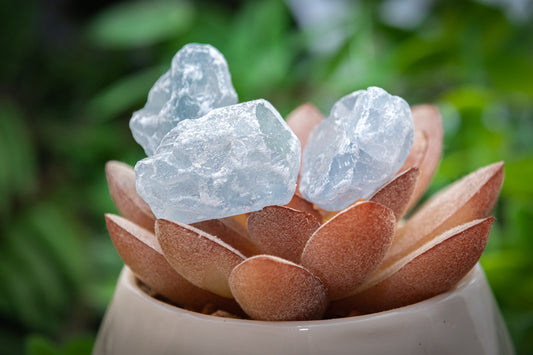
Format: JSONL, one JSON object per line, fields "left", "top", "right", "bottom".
{"left": 123, "top": 263, "right": 481, "bottom": 326}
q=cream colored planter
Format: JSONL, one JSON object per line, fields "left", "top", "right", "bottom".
{"left": 93, "top": 264, "right": 514, "bottom": 355}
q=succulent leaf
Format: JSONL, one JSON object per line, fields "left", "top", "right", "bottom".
{"left": 399, "top": 130, "right": 427, "bottom": 173}
{"left": 105, "top": 161, "right": 156, "bottom": 232}
{"left": 404, "top": 105, "right": 444, "bottom": 212}
{"left": 247, "top": 206, "right": 321, "bottom": 263}
{"left": 284, "top": 193, "right": 322, "bottom": 221}
{"left": 384, "top": 162, "right": 504, "bottom": 269}
{"left": 192, "top": 218, "right": 260, "bottom": 257}
{"left": 301, "top": 201, "right": 396, "bottom": 300}
{"left": 286, "top": 102, "right": 324, "bottom": 151}
{"left": 156, "top": 219, "right": 246, "bottom": 298}
{"left": 331, "top": 217, "right": 494, "bottom": 314}
{"left": 105, "top": 214, "right": 238, "bottom": 311}
{"left": 229, "top": 255, "right": 328, "bottom": 321}
{"left": 370, "top": 167, "right": 420, "bottom": 221}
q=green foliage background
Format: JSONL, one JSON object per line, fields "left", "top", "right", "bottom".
{"left": 0, "top": 0, "right": 532, "bottom": 353}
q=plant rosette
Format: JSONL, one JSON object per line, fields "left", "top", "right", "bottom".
{"left": 94, "top": 44, "right": 513, "bottom": 355}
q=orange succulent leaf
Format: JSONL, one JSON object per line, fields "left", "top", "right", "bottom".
{"left": 192, "top": 218, "right": 260, "bottom": 257}
{"left": 384, "top": 161, "right": 504, "bottom": 269}
{"left": 284, "top": 193, "right": 322, "bottom": 221}
{"left": 105, "top": 161, "right": 156, "bottom": 232}
{"left": 370, "top": 167, "right": 420, "bottom": 221}
{"left": 286, "top": 103, "right": 324, "bottom": 194}
{"left": 300, "top": 201, "right": 396, "bottom": 300}
{"left": 286, "top": 102, "right": 324, "bottom": 152}
{"left": 156, "top": 219, "right": 246, "bottom": 298}
{"left": 404, "top": 105, "right": 444, "bottom": 212}
{"left": 247, "top": 206, "right": 321, "bottom": 263}
{"left": 400, "top": 130, "right": 428, "bottom": 174}
{"left": 332, "top": 217, "right": 494, "bottom": 314}
{"left": 229, "top": 255, "right": 328, "bottom": 321}
{"left": 316, "top": 198, "right": 367, "bottom": 225}
{"left": 104, "top": 214, "right": 239, "bottom": 312}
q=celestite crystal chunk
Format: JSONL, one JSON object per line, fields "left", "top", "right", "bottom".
{"left": 135, "top": 99, "right": 301, "bottom": 224}
{"left": 130, "top": 43, "right": 238, "bottom": 156}
{"left": 299, "top": 87, "right": 414, "bottom": 211}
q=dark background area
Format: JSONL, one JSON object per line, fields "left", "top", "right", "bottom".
{"left": 1, "top": 0, "right": 532, "bottom": 353}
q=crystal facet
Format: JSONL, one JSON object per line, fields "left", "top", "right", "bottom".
{"left": 299, "top": 87, "right": 414, "bottom": 211}
{"left": 130, "top": 43, "right": 238, "bottom": 156}
{"left": 135, "top": 99, "right": 301, "bottom": 224}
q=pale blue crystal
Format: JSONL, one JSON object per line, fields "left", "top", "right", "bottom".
{"left": 299, "top": 87, "right": 414, "bottom": 211}
{"left": 135, "top": 99, "right": 301, "bottom": 224}
{"left": 130, "top": 43, "right": 238, "bottom": 156}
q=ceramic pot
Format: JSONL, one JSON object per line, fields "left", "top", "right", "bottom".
{"left": 93, "top": 263, "right": 514, "bottom": 355}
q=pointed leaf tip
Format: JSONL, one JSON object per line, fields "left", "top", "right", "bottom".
{"left": 371, "top": 168, "right": 420, "bottom": 220}
{"left": 385, "top": 161, "right": 503, "bottom": 268}
{"left": 105, "top": 160, "right": 156, "bottom": 232}
{"left": 405, "top": 105, "right": 444, "bottom": 212}
{"left": 333, "top": 217, "right": 494, "bottom": 314}
{"left": 400, "top": 130, "right": 428, "bottom": 173}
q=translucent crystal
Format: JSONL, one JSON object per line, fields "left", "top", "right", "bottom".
{"left": 130, "top": 43, "right": 238, "bottom": 156}
{"left": 299, "top": 87, "right": 414, "bottom": 211}
{"left": 135, "top": 99, "right": 301, "bottom": 224}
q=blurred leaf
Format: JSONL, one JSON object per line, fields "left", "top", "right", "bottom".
{"left": 393, "top": 35, "right": 448, "bottom": 73}
{"left": 482, "top": 250, "right": 531, "bottom": 275}
{"left": 0, "top": 326, "right": 24, "bottom": 355}
{"left": 442, "top": 86, "right": 493, "bottom": 111}
{"left": 2, "top": 228, "right": 69, "bottom": 326}
{"left": 502, "top": 158, "right": 533, "bottom": 198}
{"left": 23, "top": 202, "right": 88, "bottom": 287}
{"left": 489, "top": 53, "right": 533, "bottom": 99}
{"left": 25, "top": 335, "right": 59, "bottom": 355}
{"left": 86, "top": 66, "right": 165, "bottom": 122}
{"left": 501, "top": 199, "right": 533, "bottom": 249}
{"left": 25, "top": 334, "right": 93, "bottom": 355}
{"left": 0, "top": 201, "right": 88, "bottom": 332}
{"left": 0, "top": 256, "right": 48, "bottom": 331}
{"left": 87, "top": 0, "right": 194, "bottom": 49}
{"left": 38, "top": 120, "right": 135, "bottom": 168}
{"left": 177, "top": 3, "right": 232, "bottom": 48}
{"left": 0, "top": 0, "right": 38, "bottom": 80}
{"left": 223, "top": 0, "right": 298, "bottom": 100}
{"left": 61, "top": 335, "right": 94, "bottom": 355}
{"left": 0, "top": 99, "right": 37, "bottom": 218}
{"left": 85, "top": 234, "right": 123, "bottom": 311}
{"left": 504, "top": 310, "right": 533, "bottom": 355}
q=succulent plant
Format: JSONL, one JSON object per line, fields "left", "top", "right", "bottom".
{"left": 104, "top": 102, "right": 504, "bottom": 321}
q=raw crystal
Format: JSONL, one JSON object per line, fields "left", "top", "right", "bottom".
{"left": 135, "top": 99, "right": 301, "bottom": 224}
{"left": 299, "top": 87, "right": 414, "bottom": 211}
{"left": 130, "top": 43, "right": 238, "bottom": 156}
